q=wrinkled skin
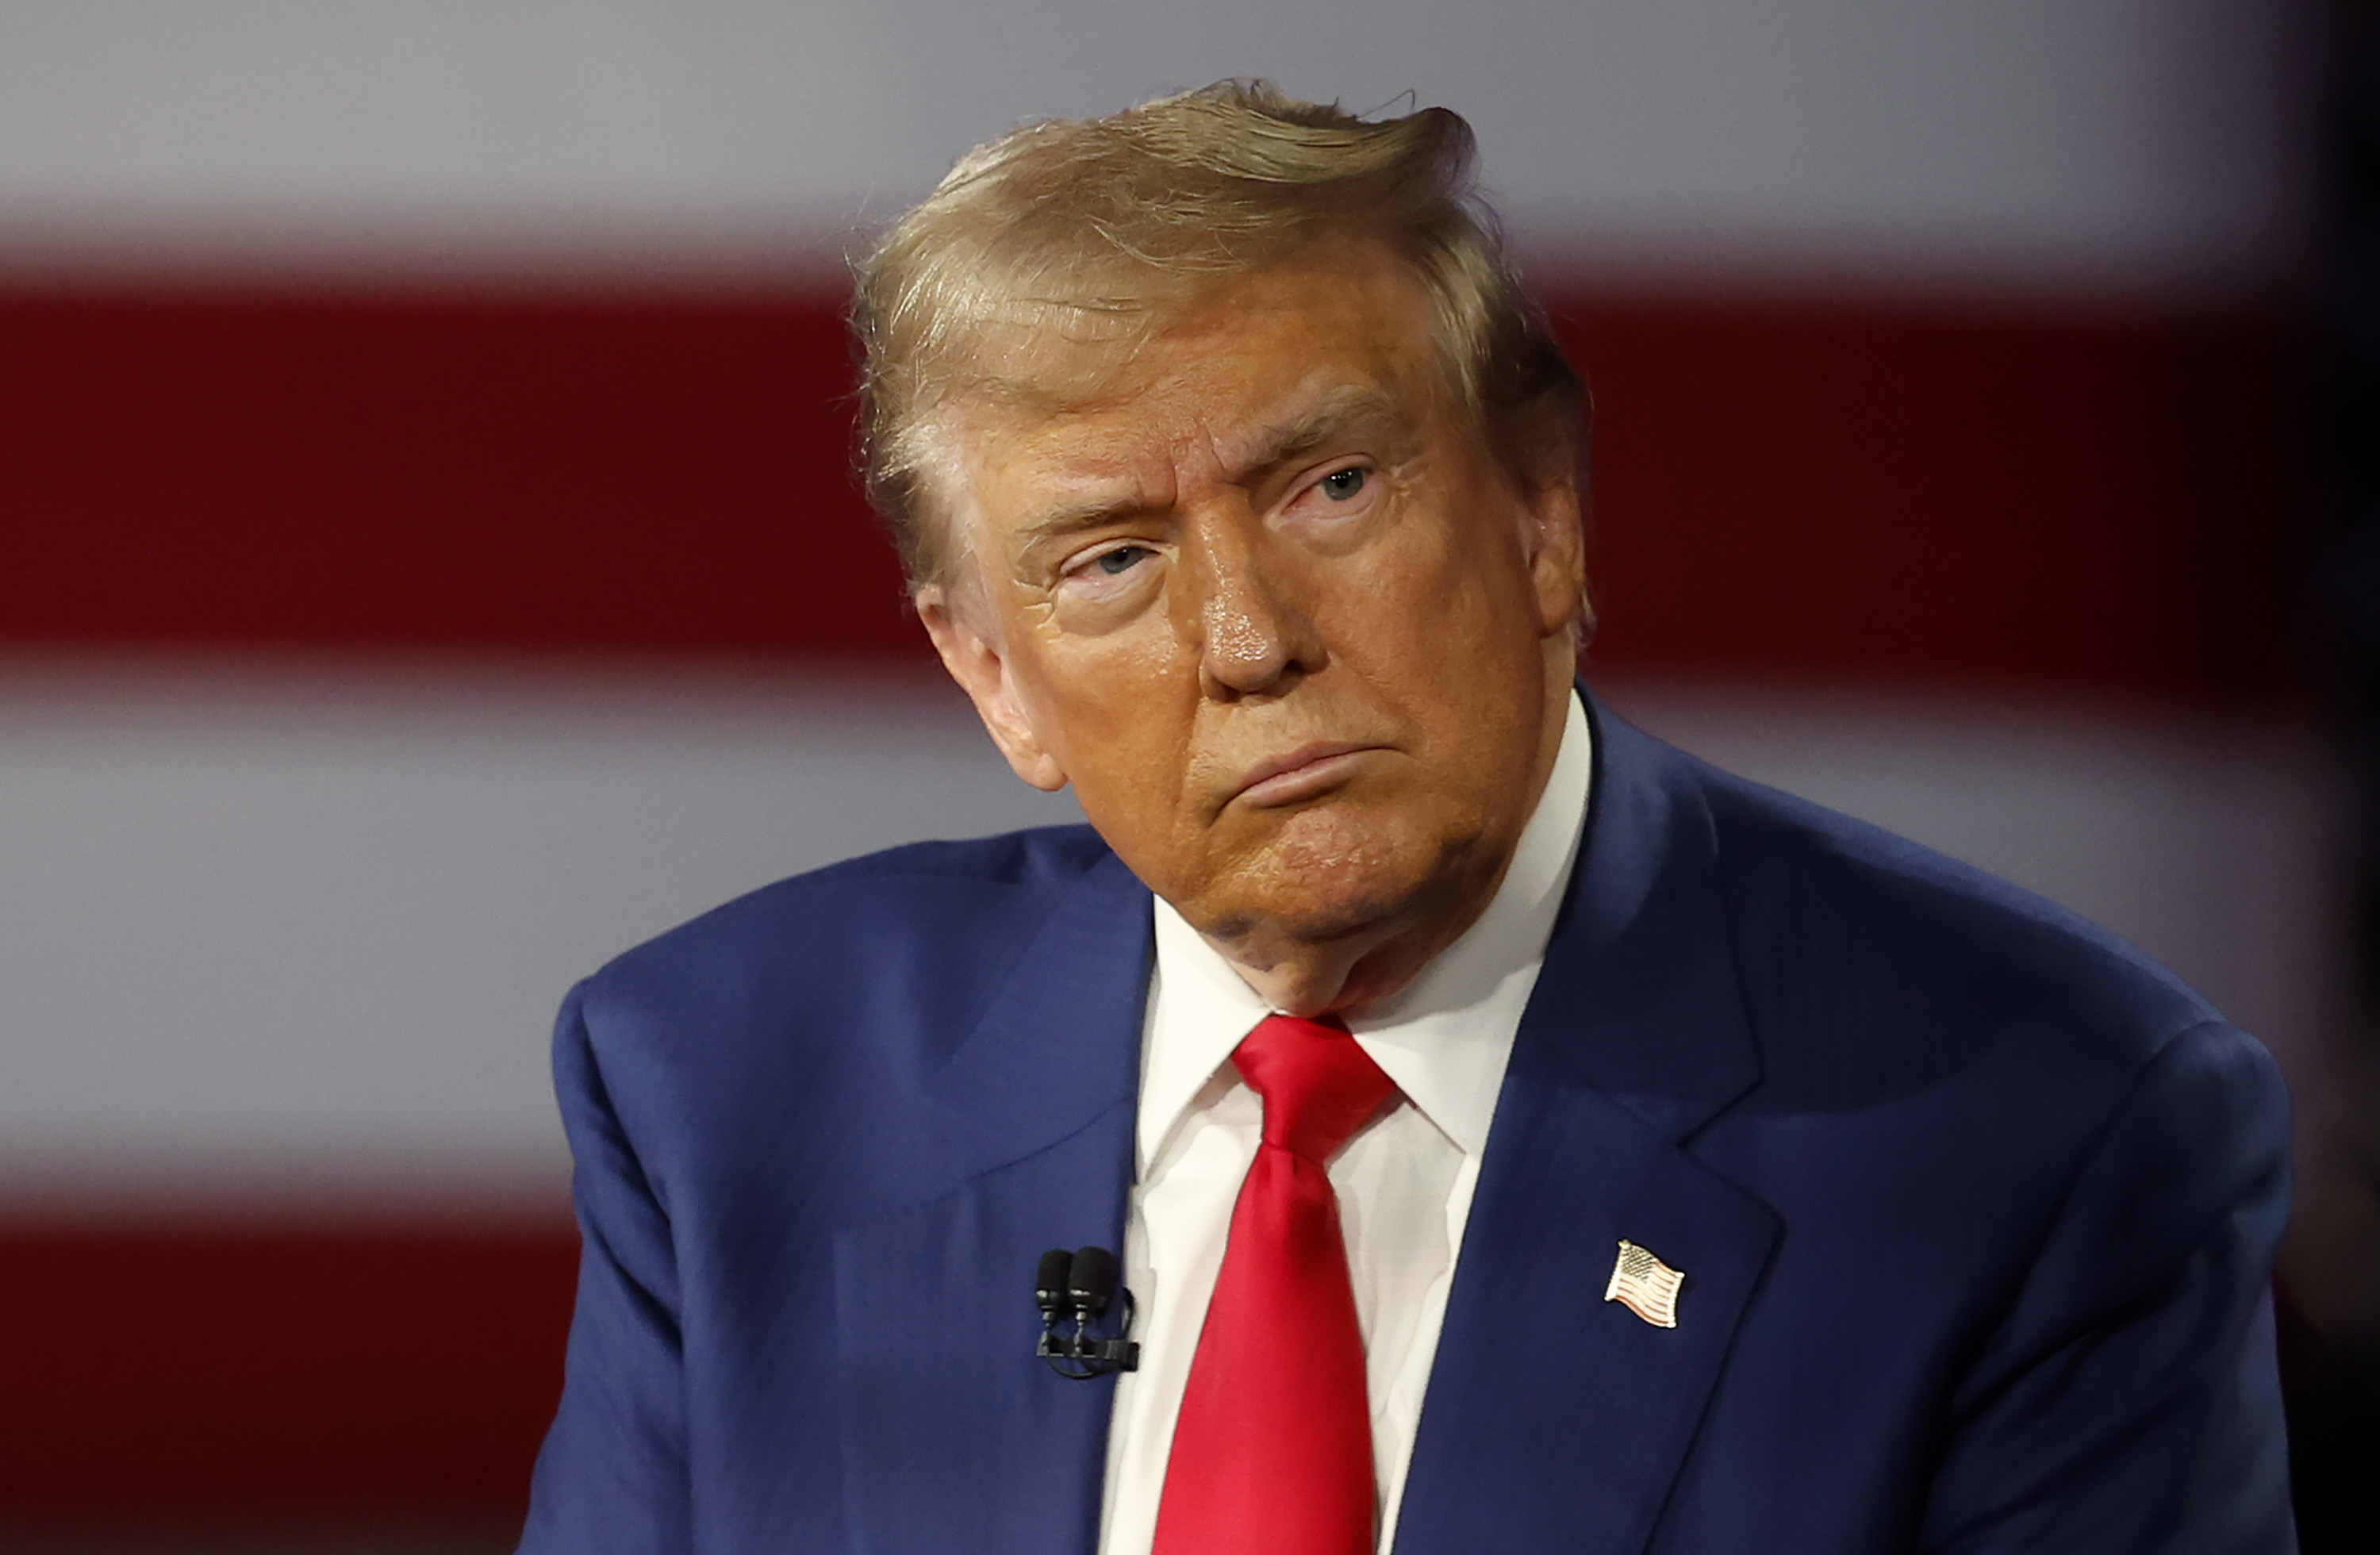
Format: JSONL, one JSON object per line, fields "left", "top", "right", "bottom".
{"left": 917, "top": 244, "right": 1586, "bottom": 1016}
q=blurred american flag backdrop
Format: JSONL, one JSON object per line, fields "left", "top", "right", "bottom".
{"left": 0, "top": 2, "right": 2362, "bottom": 1549}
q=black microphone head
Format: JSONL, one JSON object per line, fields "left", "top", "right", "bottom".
{"left": 1068, "top": 1246, "right": 1120, "bottom": 1316}
{"left": 1034, "top": 1249, "right": 1075, "bottom": 1318}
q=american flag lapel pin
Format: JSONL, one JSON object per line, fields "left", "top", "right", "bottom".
{"left": 1604, "top": 1238, "right": 1685, "bottom": 1328}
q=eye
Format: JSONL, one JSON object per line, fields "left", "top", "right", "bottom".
{"left": 1058, "top": 541, "right": 1161, "bottom": 597}
{"left": 1319, "top": 466, "right": 1368, "bottom": 501}
{"left": 1092, "top": 544, "right": 1153, "bottom": 577}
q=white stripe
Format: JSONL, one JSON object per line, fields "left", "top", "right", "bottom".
{"left": 0, "top": 0, "right": 2303, "bottom": 292}
{"left": 0, "top": 662, "right": 2333, "bottom": 1209}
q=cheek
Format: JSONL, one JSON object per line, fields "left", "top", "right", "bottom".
{"left": 1324, "top": 506, "right": 1538, "bottom": 685}
{"left": 1008, "top": 627, "right": 1200, "bottom": 814}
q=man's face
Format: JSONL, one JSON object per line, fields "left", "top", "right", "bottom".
{"left": 920, "top": 245, "right": 1584, "bottom": 1008}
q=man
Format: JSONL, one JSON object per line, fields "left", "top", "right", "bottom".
{"left": 520, "top": 83, "right": 2294, "bottom": 1553}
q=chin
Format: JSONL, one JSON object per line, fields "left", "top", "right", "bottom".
{"left": 1196, "top": 804, "right": 1455, "bottom": 949}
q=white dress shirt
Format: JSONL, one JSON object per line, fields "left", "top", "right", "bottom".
{"left": 1097, "top": 691, "right": 1593, "bottom": 1555}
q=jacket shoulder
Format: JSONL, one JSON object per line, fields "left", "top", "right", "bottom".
{"left": 568, "top": 823, "right": 1120, "bottom": 1090}
{"left": 1679, "top": 751, "right": 2227, "bottom": 1100}
{"left": 604, "top": 820, "right": 1110, "bottom": 967}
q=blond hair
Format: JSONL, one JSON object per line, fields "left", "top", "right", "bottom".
{"left": 850, "top": 80, "right": 1583, "bottom": 586}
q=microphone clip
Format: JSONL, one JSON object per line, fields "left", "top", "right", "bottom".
{"left": 1034, "top": 1246, "right": 1141, "bottom": 1380}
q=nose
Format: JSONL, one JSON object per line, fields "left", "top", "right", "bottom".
{"left": 1179, "top": 507, "right": 1324, "bottom": 699}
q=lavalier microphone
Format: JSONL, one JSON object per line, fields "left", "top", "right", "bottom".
{"left": 1034, "top": 1246, "right": 1140, "bottom": 1379}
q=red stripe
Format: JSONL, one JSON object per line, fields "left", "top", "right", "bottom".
{"left": 0, "top": 1220, "right": 576, "bottom": 1530}
{"left": 0, "top": 284, "right": 2305, "bottom": 699}
{"left": 1567, "top": 296, "right": 2307, "bottom": 700}
{"left": 0, "top": 286, "right": 917, "bottom": 660}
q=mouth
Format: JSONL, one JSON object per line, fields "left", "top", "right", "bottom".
{"left": 1229, "top": 741, "right": 1386, "bottom": 808}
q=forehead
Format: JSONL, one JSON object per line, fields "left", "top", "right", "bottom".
{"left": 942, "top": 248, "right": 1449, "bottom": 489}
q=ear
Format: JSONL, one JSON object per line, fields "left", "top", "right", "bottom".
{"left": 1494, "top": 396, "right": 1592, "bottom": 642}
{"left": 1518, "top": 469, "right": 1590, "bottom": 642}
{"left": 916, "top": 585, "right": 1070, "bottom": 793}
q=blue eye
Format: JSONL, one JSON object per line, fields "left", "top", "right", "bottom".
{"left": 1094, "top": 546, "right": 1150, "bottom": 576}
{"left": 1320, "top": 466, "right": 1368, "bottom": 500}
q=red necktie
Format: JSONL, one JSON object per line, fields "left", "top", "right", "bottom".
{"left": 1151, "top": 1013, "right": 1398, "bottom": 1555}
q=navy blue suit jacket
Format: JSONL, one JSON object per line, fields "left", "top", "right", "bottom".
{"left": 520, "top": 702, "right": 2294, "bottom": 1553}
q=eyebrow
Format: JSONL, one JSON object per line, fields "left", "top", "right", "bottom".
{"left": 1008, "top": 490, "right": 1155, "bottom": 555}
{"left": 1221, "top": 384, "right": 1404, "bottom": 487}
{"left": 1003, "top": 382, "right": 1408, "bottom": 559}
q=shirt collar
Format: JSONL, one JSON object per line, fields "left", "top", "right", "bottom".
{"left": 1139, "top": 690, "right": 1594, "bottom": 1173}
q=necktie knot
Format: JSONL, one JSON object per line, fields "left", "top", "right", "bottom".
{"left": 1232, "top": 1014, "right": 1395, "bottom": 1164}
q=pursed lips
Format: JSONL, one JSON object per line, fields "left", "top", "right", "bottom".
{"left": 1227, "top": 741, "right": 1388, "bottom": 808}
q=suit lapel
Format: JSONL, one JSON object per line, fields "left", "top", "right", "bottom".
{"left": 832, "top": 850, "right": 1151, "bottom": 1555}
{"left": 1392, "top": 706, "right": 1783, "bottom": 1555}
